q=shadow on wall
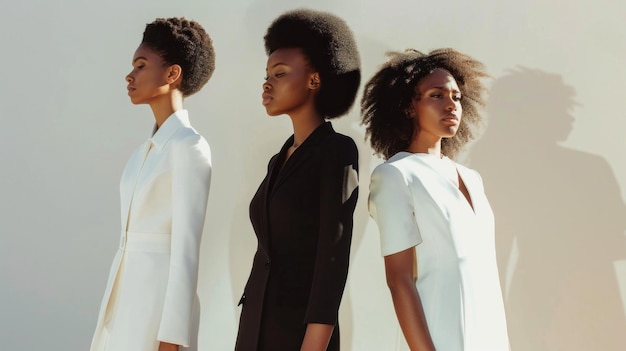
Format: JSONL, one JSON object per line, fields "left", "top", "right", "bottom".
{"left": 467, "top": 67, "right": 626, "bottom": 350}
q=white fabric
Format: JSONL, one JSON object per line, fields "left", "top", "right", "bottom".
{"left": 369, "top": 152, "right": 509, "bottom": 351}
{"left": 90, "top": 110, "right": 212, "bottom": 351}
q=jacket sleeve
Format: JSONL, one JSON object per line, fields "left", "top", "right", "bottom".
{"left": 157, "top": 133, "right": 212, "bottom": 346}
{"left": 304, "top": 136, "right": 359, "bottom": 325}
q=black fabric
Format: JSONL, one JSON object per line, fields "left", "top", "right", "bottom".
{"left": 235, "top": 122, "right": 358, "bottom": 351}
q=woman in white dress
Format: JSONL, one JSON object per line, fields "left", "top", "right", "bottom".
{"left": 90, "top": 18, "right": 215, "bottom": 351}
{"left": 361, "top": 49, "right": 510, "bottom": 351}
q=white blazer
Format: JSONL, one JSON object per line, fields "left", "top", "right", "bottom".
{"left": 91, "top": 110, "right": 211, "bottom": 351}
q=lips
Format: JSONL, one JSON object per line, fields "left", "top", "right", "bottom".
{"left": 262, "top": 92, "right": 272, "bottom": 106}
{"left": 127, "top": 86, "right": 136, "bottom": 95}
{"left": 442, "top": 114, "right": 459, "bottom": 124}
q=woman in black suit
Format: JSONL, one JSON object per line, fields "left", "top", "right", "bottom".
{"left": 234, "top": 9, "right": 361, "bottom": 351}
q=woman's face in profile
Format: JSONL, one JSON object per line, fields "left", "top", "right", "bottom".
{"left": 262, "top": 48, "right": 319, "bottom": 117}
{"left": 125, "top": 44, "right": 172, "bottom": 105}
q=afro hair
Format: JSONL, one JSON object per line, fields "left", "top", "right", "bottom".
{"left": 264, "top": 9, "right": 360, "bottom": 118}
{"left": 141, "top": 17, "right": 215, "bottom": 97}
{"left": 361, "top": 48, "right": 489, "bottom": 160}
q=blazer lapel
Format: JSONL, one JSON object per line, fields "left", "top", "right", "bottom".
{"left": 271, "top": 122, "right": 333, "bottom": 193}
{"left": 257, "top": 150, "right": 284, "bottom": 255}
{"left": 120, "top": 140, "right": 152, "bottom": 232}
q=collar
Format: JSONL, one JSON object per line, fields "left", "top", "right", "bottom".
{"left": 307, "top": 121, "right": 334, "bottom": 145}
{"left": 281, "top": 121, "right": 334, "bottom": 153}
{"left": 147, "top": 110, "right": 190, "bottom": 152}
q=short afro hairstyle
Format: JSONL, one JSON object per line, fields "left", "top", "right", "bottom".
{"left": 141, "top": 17, "right": 215, "bottom": 97}
{"left": 361, "top": 48, "right": 489, "bottom": 160}
{"left": 264, "top": 9, "right": 361, "bottom": 119}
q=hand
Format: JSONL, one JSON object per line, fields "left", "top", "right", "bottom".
{"left": 158, "top": 341, "right": 179, "bottom": 351}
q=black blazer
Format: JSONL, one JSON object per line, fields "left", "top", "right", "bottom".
{"left": 235, "top": 122, "right": 359, "bottom": 351}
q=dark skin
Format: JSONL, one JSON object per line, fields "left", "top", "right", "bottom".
{"left": 385, "top": 69, "right": 475, "bottom": 350}
{"left": 262, "top": 47, "right": 334, "bottom": 351}
{"left": 384, "top": 248, "right": 435, "bottom": 351}
{"left": 125, "top": 43, "right": 184, "bottom": 351}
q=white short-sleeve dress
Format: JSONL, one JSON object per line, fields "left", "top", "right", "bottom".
{"left": 369, "top": 152, "right": 509, "bottom": 351}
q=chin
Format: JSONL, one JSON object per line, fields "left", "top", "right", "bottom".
{"left": 444, "top": 127, "right": 459, "bottom": 137}
{"left": 264, "top": 107, "right": 282, "bottom": 117}
{"left": 129, "top": 97, "right": 146, "bottom": 105}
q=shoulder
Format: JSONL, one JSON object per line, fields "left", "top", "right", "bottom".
{"left": 322, "top": 131, "right": 358, "bottom": 161}
{"left": 324, "top": 132, "right": 357, "bottom": 151}
{"left": 371, "top": 162, "right": 406, "bottom": 186}
{"left": 568, "top": 148, "right": 613, "bottom": 170}
{"left": 172, "top": 126, "right": 210, "bottom": 151}
{"left": 169, "top": 126, "right": 211, "bottom": 164}
{"left": 371, "top": 152, "right": 414, "bottom": 180}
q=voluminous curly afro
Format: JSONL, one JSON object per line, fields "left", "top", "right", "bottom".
{"left": 142, "top": 17, "right": 215, "bottom": 97}
{"left": 264, "top": 9, "right": 360, "bottom": 118}
{"left": 361, "top": 48, "right": 489, "bottom": 160}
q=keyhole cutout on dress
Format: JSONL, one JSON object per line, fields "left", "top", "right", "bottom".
{"left": 457, "top": 172, "right": 475, "bottom": 213}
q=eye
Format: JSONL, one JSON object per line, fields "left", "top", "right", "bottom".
{"left": 275, "top": 72, "right": 285, "bottom": 78}
{"left": 453, "top": 95, "right": 463, "bottom": 101}
{"left": 430, "top": 94, "right": 442, "bottom": 98}
{"left": 263, "top": 76, "right": 268, "bottom": 81}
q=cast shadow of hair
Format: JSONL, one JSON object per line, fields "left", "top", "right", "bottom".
{"left": 466, "top": 67, "right": 626, "bottom": 351}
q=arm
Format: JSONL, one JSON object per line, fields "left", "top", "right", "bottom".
{"left": 158, "top": 134, "right": 212, "bottom": 346}
{"left": 369, "top": 163, "right": 430, "bottom": 349}
{"left": 300, "top": 323, "right": 335, "bottom": 351}
{"left": 385, "top": 248, "right": 435, "bottom": 351}
{"left": 158, "top": 342, "right": 179, "bottom": 351}
{"left": 303, "top": 137, "right": 359, "bottom": 346}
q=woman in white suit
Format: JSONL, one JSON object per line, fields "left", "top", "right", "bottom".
{"left": 90, "top": 18, "right": 215, "bottom": 351}
{"left": 361, "top": 49, "right": 510, "bottom": 350}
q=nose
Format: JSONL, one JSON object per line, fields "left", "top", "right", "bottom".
{"left": 126, "top": 73, "right": 133, "bottom": 83}
{"left": 263, "top": 81, "right": 270, "bottom": 91}
{"left": 445, "top": 95, "right": 458, "bottom": 111}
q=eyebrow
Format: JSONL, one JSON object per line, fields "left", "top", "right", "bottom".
{"left": 132, "top": 56, "right": 147, "bottom": 63}
{"left": 428, "top": 86, "right": 461, "bottom": 93}
{"left": 266, "top": 62, "right": 288, "bottom": 70}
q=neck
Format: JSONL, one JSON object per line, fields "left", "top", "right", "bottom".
{"left": 406, "top": 131, "right": 442, "bottom": 158}
{"left": 149, "top": 91, "right": 184, "bottom": 128}
{"left": 288, "top": 110, "right": 325, "bottom": 148}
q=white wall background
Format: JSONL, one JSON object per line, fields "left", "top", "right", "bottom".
{"left": 1, "top": 0, "right": 625, "bottom": 350}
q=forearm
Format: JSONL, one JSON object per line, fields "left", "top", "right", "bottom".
{"left": 300, "top": 323, "right": 334, "bottom": 351}
{"left": 158, "top": 341, "right": 179, "bottom": 351}
{"left": 389, "top": 281, "right": 435, "bottom": 351}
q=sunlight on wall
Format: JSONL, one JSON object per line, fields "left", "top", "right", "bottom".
{"left": 1, "top": 0, "right": 624, "bottom": 350}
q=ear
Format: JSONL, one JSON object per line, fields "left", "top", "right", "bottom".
{"left": 308, "top": 72, "right": 321, "bottom": 90}
{"left": 405, "top": 105, "right": 415, "bottom": 120}
{"left": 166, "top": 64, "right": 182, "bottom": 85}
